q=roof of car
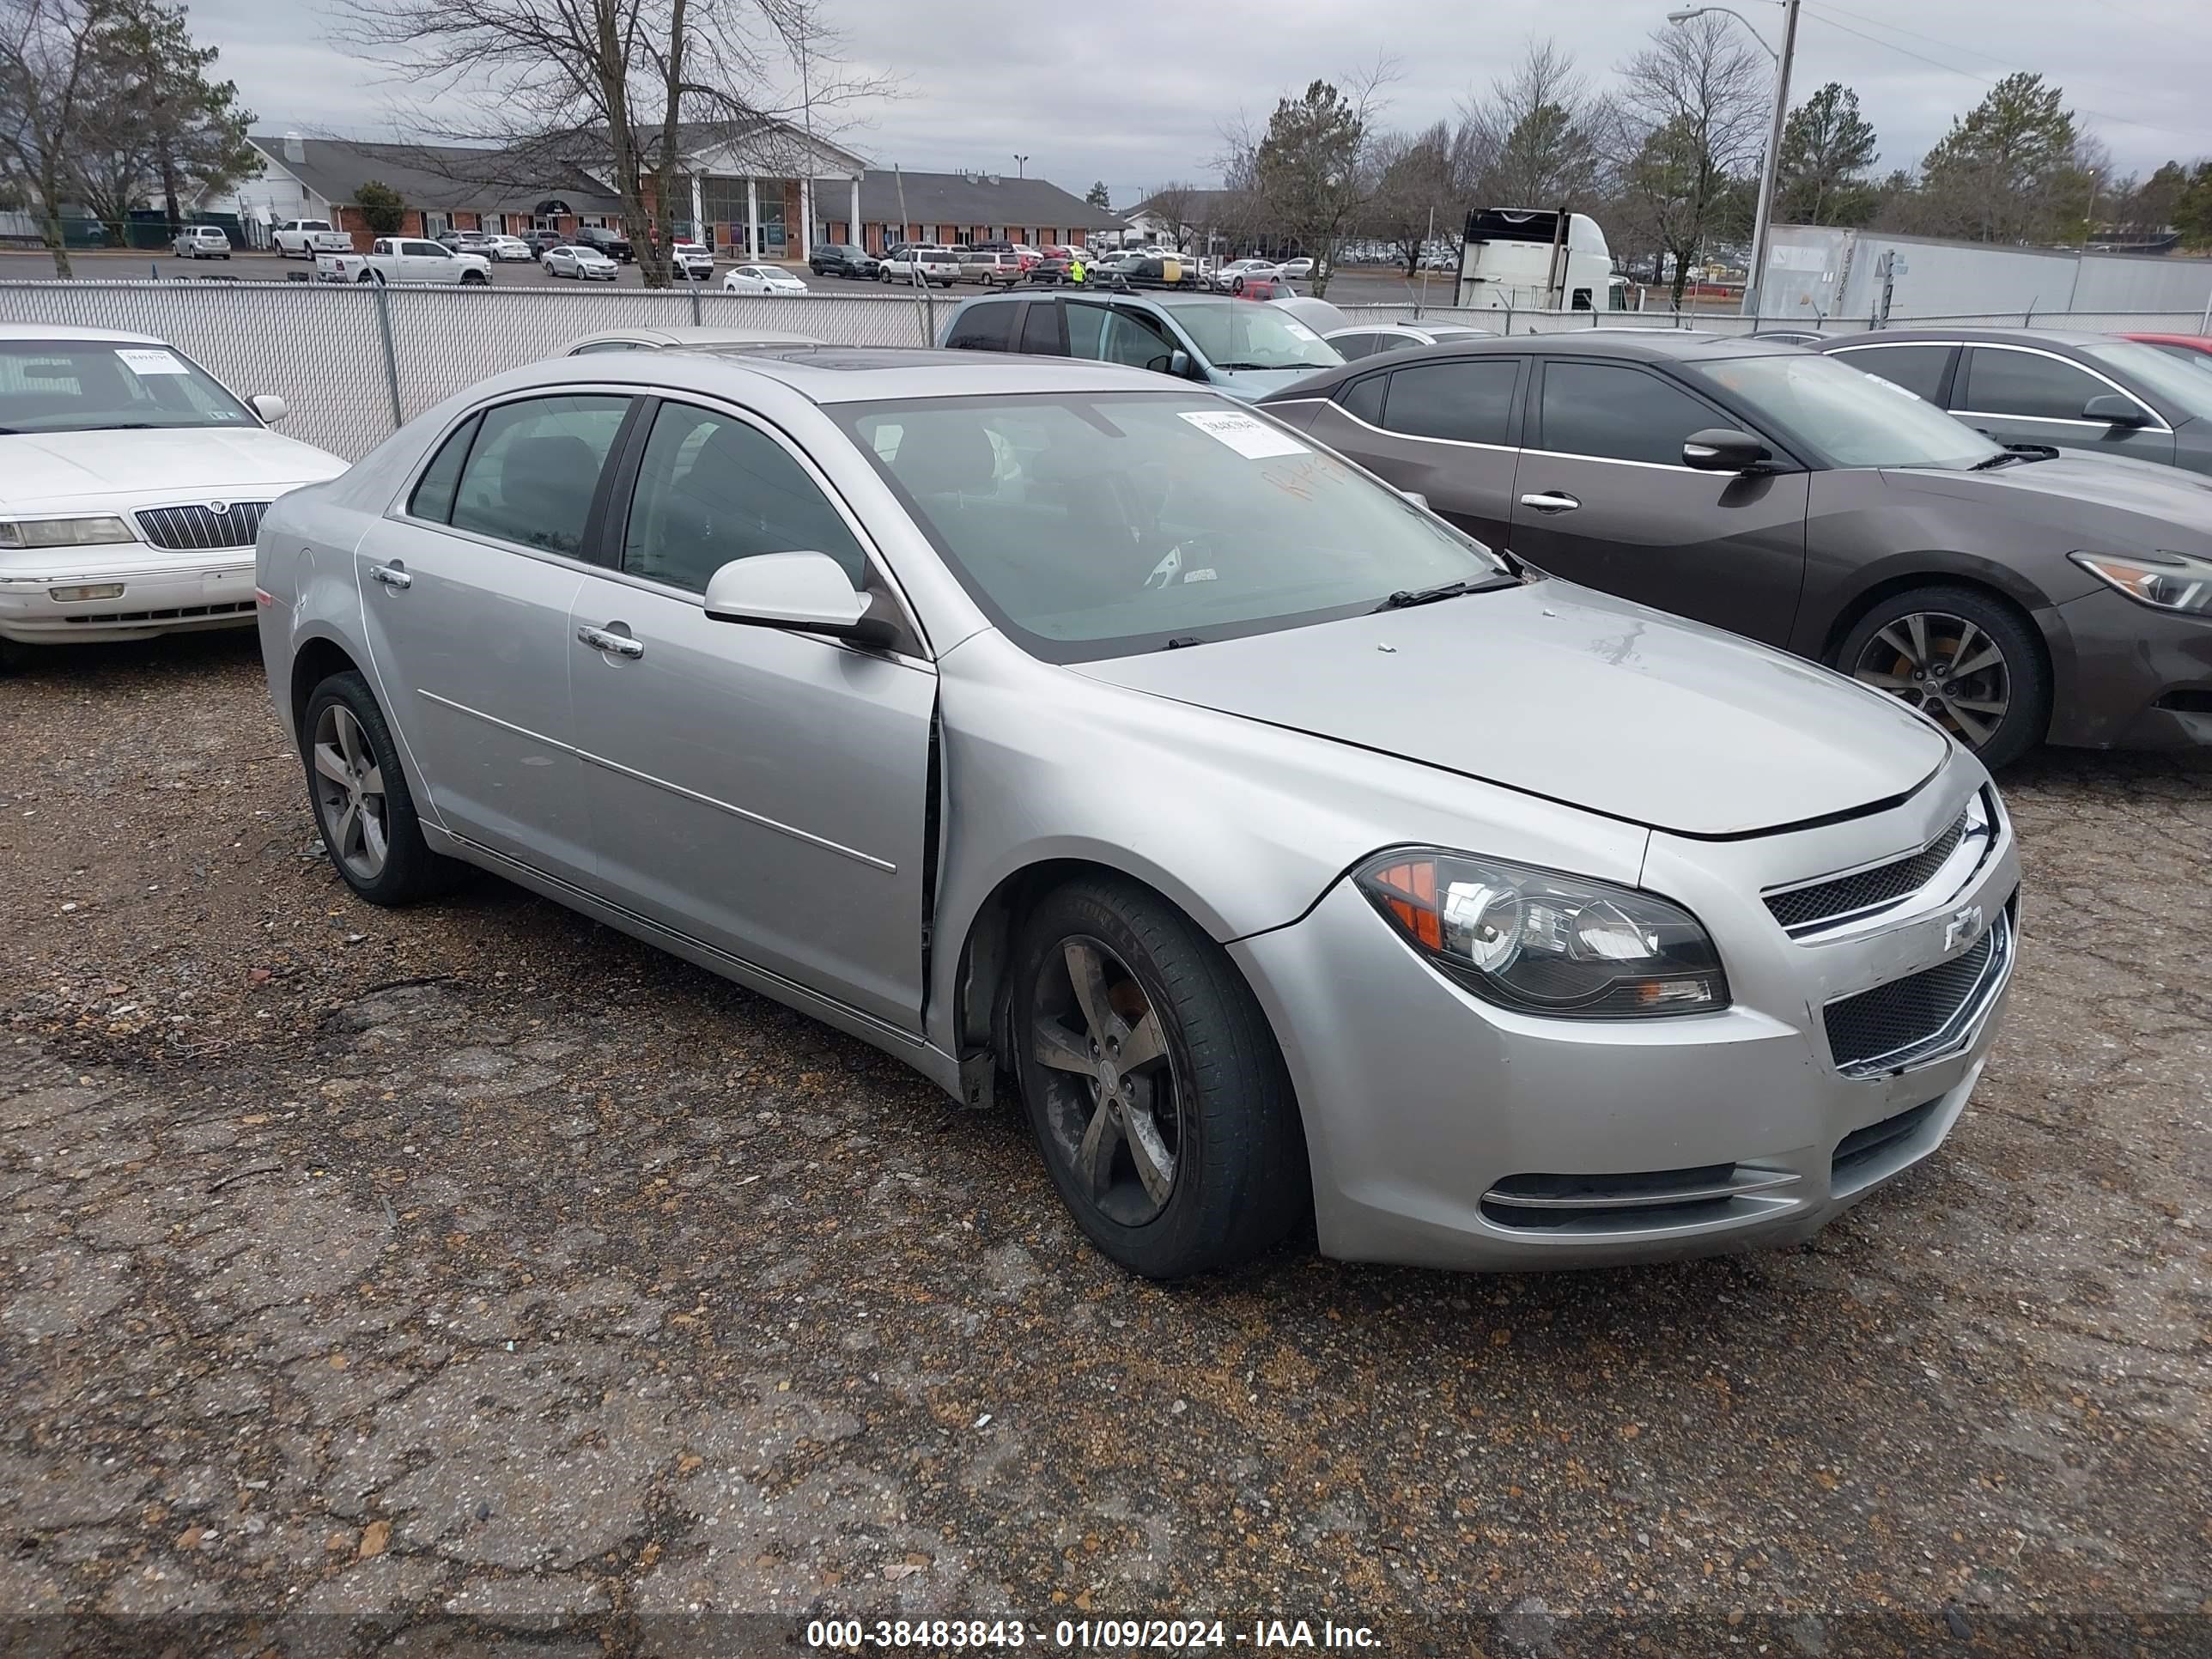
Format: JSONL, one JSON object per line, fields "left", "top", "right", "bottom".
{"left": 524, "top": 344, "right": 1190, "bottom": 405}
{"left": 1819, "top": 325, "right": 2112, "bottom": 349}
{"left": 562, "top": 326, "right": 823, "bottom": 353}
{"left": 0, "top": 322, "right": 166, "bottom": 345}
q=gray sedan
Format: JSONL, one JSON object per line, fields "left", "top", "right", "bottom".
{"left": 256, "top": 349, "right": 2018, "bottom": 1278}
{"left": 1261, "top": 331, "right": 2212, "bottom": 765}
{"left": 1820, "top": 327, "right": 2212, "bottom": 477}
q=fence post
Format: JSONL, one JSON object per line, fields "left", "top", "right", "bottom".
{"left": 690, "top": 280, "right": 702, "bottom": 325}
{"left": 370, "top": 281, "right": 404, "bottom": 433}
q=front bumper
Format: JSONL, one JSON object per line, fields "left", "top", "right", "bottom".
{"left": 1231, "top": 763, "right": 2021, "bottom": 1271}
{"left": 2038, "top": 584, "right": 2212, "bottom": 750}
{"left": 0, "top": 556, "right": 257, "bottom": 644}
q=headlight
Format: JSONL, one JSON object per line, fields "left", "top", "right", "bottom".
{"left": 0, "top": 515, "right": 135, "bottom": 550}
{"left": 2069, "top": 550, "right": 2212, "bottom": 617}
{"left": 1354, "top": 850, "right": 1729, "bottom": 1018}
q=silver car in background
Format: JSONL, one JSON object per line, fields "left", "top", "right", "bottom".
{"left": 255, "top": 348, "right": 2019, "bottom": 1279}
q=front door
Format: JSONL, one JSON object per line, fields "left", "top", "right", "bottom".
{"left": 352, "top": 392, "right": 635, "bottom": 885}
{"left": 1509, "top": 357, "right": 1809, "bottom": 647}
{"left": 568, "top": 397, "right": 936, "bottom": 1030}
{"left": 1299, "top": 356, "right": 1526, "bottom": 551}
{"left": 1948, "top": 343, "right": 2176, "bottom": 467}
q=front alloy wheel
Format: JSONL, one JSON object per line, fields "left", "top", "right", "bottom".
{"left": 1012, "top": 878, "right": 1308, "bottom": 1279}
{"left": 1031, "top": 938, "right": 1182, "bottom": 1225}
{"left": 1836, "top": 585, "right": 2050, "bottom": 768}
{"left": 1851, "top": 610, "right": 2010, "bottom": 749}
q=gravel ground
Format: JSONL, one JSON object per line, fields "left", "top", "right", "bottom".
{"left": 2, "top": 629, "right": 2207, "bottom": 1656}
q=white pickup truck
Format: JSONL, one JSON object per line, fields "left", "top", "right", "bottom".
{"left": 316, "top": 237, "right": 492, "bottom": 286}
{"left": 271, "top": 218, "right": 353, "bottom": 258}
{"left": 880, "top": 245, "right": 962, "bottom": 287}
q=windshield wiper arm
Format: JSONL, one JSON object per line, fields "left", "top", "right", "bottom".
{"left": 1969, "top": 451, "right": 2021, "bottom": 471}
{"left": 1375, "top": 580, "right": 1488, "bottom": 611}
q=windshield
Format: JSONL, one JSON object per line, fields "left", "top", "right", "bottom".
{"left": 1153, "top": 301, "right": 1341, "bottom": 371}
{"left": 0, "top": 341, "right": 256, "bottom": 434}
{"left": 1687, "top": 351, "right": 2002, "bottom": 471}
{"left": 839, "top": 392, "right": 1509, "bottom": 661}
{"left": 2081, "top": 340, "right": 2212, "bottom": 422}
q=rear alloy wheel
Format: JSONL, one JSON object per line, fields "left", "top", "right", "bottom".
{"left": 1837, "top": 586, "right": 2049, "bottom": 769}
{"left": 301, "top": 672, "right": 468, "bottom": 905}
{"left": 1012, "top": 878, "right": 1307, "bottom": 1279}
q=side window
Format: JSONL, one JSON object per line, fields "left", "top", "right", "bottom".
{"left": 1337, "top": 373, "right": 1388, "bottom": 426}
{"left": 1331, "top": 332, "right": 1382, "bottom": 362}
{"left": 1065, "top": 302, "right": 1174, "bottom": 370}
{"left": 1018, "top": 299, "right": 1066, "bottom": 356}
{"left": 1832, "top": 343, "right": 1952, "bottom": 403}
{"left": 570, "top": 341, "right": 649, "bottom": 355}
{"left": 409, "top": 414, "right": 480, "bottom": 523}
{"left": 1536, "top": 362, "right": 1719, "bottom": 465}
{"left": 1960, "top": 347, "right": 2127, "bottom": 422}
{"left": 1382, "top": 359, "right": 1521, "bottom": 446}
{"left": 945, "top": 301, "right": 1017, "bottom": 352}
{"left": 622, "top": 402, "right": 867, "bottom": 592}
{"left": 449, "top": 394, "right": 629, "bottom": 556}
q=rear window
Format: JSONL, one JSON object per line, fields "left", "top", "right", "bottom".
{"left": 945, "top": 301, "right": 1018, "bottom": 352}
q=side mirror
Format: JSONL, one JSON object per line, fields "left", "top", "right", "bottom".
{"left": 702, "top": 551, "right": 890, "bottom": 645}
{"left": 250, "top": 394, "right": 289, "bottom": 426}
{"left": 1681, "top": 427, "right": 1772, "bottom": 471}
{"left": 2082, "top": 392, "right": 2149, "bottom": 428}
{"left": 1168, "top": 349, "right": 1194, "bottom": 378}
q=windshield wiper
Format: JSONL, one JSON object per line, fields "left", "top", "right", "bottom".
{"left": 1208, "top": 361, "right": 1291, "bottom": 371}
{"left": 1161, "top": 635, "right": 1206, "bottom": 649}
{"left": 1373, "top": 580, "right": 1503, "bottom": 611}
{"left": 1969, "top": 451, "right": 2021, "bottom": 471}
{"left": 72, "top": 422, "right": 163, "bottom": 431}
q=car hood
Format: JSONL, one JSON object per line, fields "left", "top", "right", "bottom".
{"left": 1881, "top": 451, "right": 2212, "bottom": 532}
{"left": 1071, "top": 580, "right": 1948, "bottom": 837}
{"left": 1, "top": 426, "right": 349, "bottom": 509}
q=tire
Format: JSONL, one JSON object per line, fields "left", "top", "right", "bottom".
{"left": 301, "top": 672, "right": 468, "bottom": 906}
{"left": 1010, "top": 877, "right": 1308, "bottom": 1279}
{"left": 460, "top": 270, "right": 486, "bottom": 285}
{"left": 356, "top": 271, "right": 374, "bottom": 283}
{"left": 1833, "top": 585, "right": 2051, "bottom": 769}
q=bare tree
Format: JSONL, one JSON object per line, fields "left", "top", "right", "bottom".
{"left": 1365, "top": 121, "right": 1458, "bottom": 274}
{"left": 336, "top": 0, "right": 884, "bottom": 287}
{"left": 1607, "top": 13, "right": 1766, "bottom": 307}
{"left": 1139, "top": 179, "right": 1200, "bottom": 251}
{"left": 0, "top": 0, "right": 108, "bottom": 275}
{"left": 1457, "top": 38, "right": 1609, "bottom": 210}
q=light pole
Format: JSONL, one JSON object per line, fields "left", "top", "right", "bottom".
{"left": 1668, "top": 0, "right": 1797, "bottom": 318}
{"left": 1014, "top": 154, "right": 1030, "bottom": 179}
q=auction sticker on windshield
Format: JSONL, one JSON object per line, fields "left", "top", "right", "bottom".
{"left": 1179, "top": 409, "right": 1309, "bottom": 459}
{"left": 116, "top": 349, "right": 190, "bottom": 375}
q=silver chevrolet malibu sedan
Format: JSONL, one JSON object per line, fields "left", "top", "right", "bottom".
{"left": 255, "top": 347, "right": 2020, "bottom": 1279}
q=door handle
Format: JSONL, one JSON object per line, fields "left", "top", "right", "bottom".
{"left": 1518, "top": 491, "right": 1581, "bottom": 514}
{"left": 576, "top": 623, "right": 644, "bottom": 659}
{"left": 368, "top": 562, "right": 411, "bottom": 588}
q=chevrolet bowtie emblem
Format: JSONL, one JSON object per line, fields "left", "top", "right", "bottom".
{"left": 1944, "top": 904, "right": 1984, "bottom": 953}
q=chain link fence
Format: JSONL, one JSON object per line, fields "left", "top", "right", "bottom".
{"left": 6, "top": 277, "right": 2205, "bottom": 460}
{"left": 0, "top": 279, "right": 942, "bottom": 458}
{"left": 1332, "top": 302, "right": 2212, "bottom": 338}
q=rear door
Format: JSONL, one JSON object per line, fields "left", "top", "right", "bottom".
{"left": 1948, "top": 343, "right": 2176, "bottom": 466}
{"left": 567, "top": 396, "right": 936, "bottom": 1030}
{"left": 1510, "top": 356, "right": 1809, "bottom": 647}
{"left": 352, "top": 392, "right": 636, "bottom": 885}
{"left": 1300, "top": 356, "right": 1525, "bottom": 551}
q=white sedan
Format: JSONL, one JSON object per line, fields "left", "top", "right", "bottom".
{"left": 544, "top": 245, "right": 620, "bottom": 282}
{"left": 723, "top": 264, "right": 809, "bottom": 295}
{"left": 483, "top": 235, "right": 536, "bottom": 262}
{"left": 1215, "top": 258, "right": 1281, "bottom": 292}
{"left": 0, "top": 324, "right": 346, "bottom": 655}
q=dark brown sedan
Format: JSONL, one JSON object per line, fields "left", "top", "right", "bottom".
{"left": 1260, "top": 331, "right": 2212, "bottom": 765}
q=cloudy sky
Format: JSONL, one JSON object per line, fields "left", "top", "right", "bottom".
{"left": 195, "top": 0, "right": 2212, "bottom": 204}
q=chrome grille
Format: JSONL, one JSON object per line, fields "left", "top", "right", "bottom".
{"left": 1765, "top": 796, "right": 1986, "bottom": 935}
{"left": 1823, "top": 907, "right": 2012, "bottom": 1077}
{"left": 134, "top": 501, "right": 270, "bottom": 550}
